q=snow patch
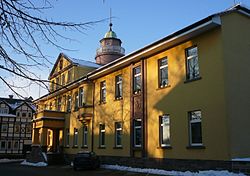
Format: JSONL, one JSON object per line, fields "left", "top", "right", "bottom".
{"left": 20, "top": 160, "right": 47, "bottom": 167}
{"left": 42, "top": 152, "right": 47, "bottom": 162}
{"left": 0, "top": 158, "right": 24, "bottom": 163}
{"left": 232, "top": 158, "right": 250, "bottom": 162}
{"left": 101, "top": 164, "right": 246, "bottom": 176}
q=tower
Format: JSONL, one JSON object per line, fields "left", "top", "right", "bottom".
{"left": 95, "top": 18, "right": 125, "bottom": 65}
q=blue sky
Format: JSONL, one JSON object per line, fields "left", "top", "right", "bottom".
{"left": 1, "top": 0, "right": 250, "bottom": 99}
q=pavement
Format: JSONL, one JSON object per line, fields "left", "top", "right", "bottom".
{"left": 0, "top": 162, "right": 161, "bottom": 176}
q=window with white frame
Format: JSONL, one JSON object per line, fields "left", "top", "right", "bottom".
{"left": 115, "top": 122, "right": 122, "bottom": 147}
{"left": 0, "top": 141, "right": 6, "bottom": 150}
{"left": 82, "top": 125, "right": 88, "bottom": 147}
{"left": 133, "top": 66, "right": 141, "bottom": 94}
{"left": 73, "top": 128, "right": 78, "bottom": 146}
{"left": 65, "top": 128, "right": 70, "bottom": 146}
{"left": 115, "top": 75, "right": 122, "bottom": 99}
{"left": 0, "top": 108, "right": 8, "bottom": 114}
{"left": 79, "top": 87, "right": 85, "bottom": 107}
{"left": 189, "top": 110, "right": 202, "bottom": 146}
{"left": 160, "top": 115, "right": 170, "bottom": 147}
{"left": 186, "top": 46, "right": 200, "bottom": 80}
{"left": 1, "top": 124, "right": 8, "bottom": 133}
{"left": 99, "top": 124, "right": 105, "bottom": 147}
{"left": 133, "top": 119, "right": 142, "bottom": 147}
{"left": 100, "top": 81, "right": 106, "bottom": 103}
{"left": 159, "top": 58, "right": 169, "bottom": 87}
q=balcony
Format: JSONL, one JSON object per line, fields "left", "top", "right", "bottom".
{"left": 33, "top": 110, "right": 65, "bottom": 129}
{"left": 96, "top": 45, "right": 125, "bottom": 56}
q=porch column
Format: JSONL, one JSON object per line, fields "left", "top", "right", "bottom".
{"left": 32, "top": 128, "right": 40, "bottom": 145}
{"left": 52, "top": 129, "right": 59, "bottom": 153}
{"left": 40, "top": 128, "right": 48, "bottom": 152}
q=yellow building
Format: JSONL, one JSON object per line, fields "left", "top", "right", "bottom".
{"left": 33, "top": 5, "right": 250, "bottom": 171}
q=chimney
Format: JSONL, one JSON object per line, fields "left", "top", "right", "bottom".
{"left": 9, "top": 95, "right": 13, "bottom": 99}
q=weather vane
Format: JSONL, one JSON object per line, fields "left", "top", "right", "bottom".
{"left": 109, "top": 8, "right": 113, "bottom": 31}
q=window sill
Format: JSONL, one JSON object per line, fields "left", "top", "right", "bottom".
{"left": 99, "top": 101, "right": 106, "bottom": 105}
{"left": 184, "top": 77, "right": 202, "bottom": 84}
{"left": 157, "top": 145, "right": 172, "bottom": 149}
{"left": 113, "top": 146, "right": 123, "bottom": 149}
{"left": 186, "top": 145, "right": 205, "bottom": 149}
{"left": 157, "top": 84, "right": 171, "bottom": 90}
{"left": 81, "top": 146, "right": 88, "bottom": 149}
{"left": 114, "top": 97, "right": 123, "bottom": 101}
{"left": 132, "top": 147, "right": 142, "bottom": 151}
{"left": 133, "top": 90, "right": 141, "bottom": 95}
{"left": 98, "top": 146, "right": 106, "bottom": 149}
{"left": 72, "top": 146, "right": 78, "bottom": 148}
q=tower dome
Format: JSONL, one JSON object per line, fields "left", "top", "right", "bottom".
{"left": 95, "top": 23, "right": 125, "bottom": 65}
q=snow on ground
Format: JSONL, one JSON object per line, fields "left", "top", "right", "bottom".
{"left": 101, "top": 164, "right": 246, "bottom": 176}
{"left": 20, "top": 160, "right": 47, "bottom": 167}
{"left": 0, "top": 158, "right": 24, "bottom": 163}
{"left": 232, "top": 158, "right": 250, "bottom": 162}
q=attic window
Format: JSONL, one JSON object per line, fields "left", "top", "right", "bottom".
{"left": 59, "top": 60, "right": 63, "bottom": 70}
{"left": 0, "top": 108, "right": 8, "bottom": 114}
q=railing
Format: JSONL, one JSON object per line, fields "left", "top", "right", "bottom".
{"left": 96, "top": 46, "right": 125, "bottom": 55}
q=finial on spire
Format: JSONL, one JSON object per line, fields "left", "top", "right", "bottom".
{"left": 109, "top": 8, "right": 112, "bottom": 31}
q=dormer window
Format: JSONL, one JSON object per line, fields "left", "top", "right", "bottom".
{"left": 0, "top": 108, "right": 8, "bottom": 114}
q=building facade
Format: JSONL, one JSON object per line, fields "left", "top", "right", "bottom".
{"left": 33, "top": 5, "right": 250, "bottom": 171}
{"left": 0, "top": 96, "right": 35, "bottom": 156}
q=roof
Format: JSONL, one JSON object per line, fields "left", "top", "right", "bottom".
{"left": 0, "top": 97, "right": 36, "bottom": 111}
{"left": 104, "top": 30, "right": 117, "bottom": 38}
{"left": 49, "top": 53, "right": 101, "bottom": 78}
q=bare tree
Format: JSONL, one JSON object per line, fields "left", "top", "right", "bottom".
{"left": 0, "top": 0, "right": 104, "bottom": 98}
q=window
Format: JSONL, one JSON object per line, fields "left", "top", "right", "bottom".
{"left": 159, "top": 115, "right": 170, "bottom": 147}
{"left": 56, "top": 77, "right": 60, "bottom": 89}
{"left": 99, "top": 124, "right": 105, "bottom": 147}
{"left": 74, "top": 92, "right": 79, "bottom": 110}
{"left": 186, "top": 46, "right": 200, "bottom": 80}
{"left": 28, "top": 112, "right": 32, "bottom": 118}
{"left": 59, "top": 60, "right": 63, "bottom": 70}
{"left": 133, "top": 119, "right": 142, "bottom": 147}
{"left": 62, "top": 74, "right": 65, "bottom": 86}
{"left": 49, "top": 102, "right": 53, "bottom": 110}
{"left": 13, "top": 141, "right": 19, "bottom": 150}
{"left": 0, "top": 108, "right": 8, "bottom": 114}
{"left": 65, "top": 128, "right": 70, "bottom": 146}
{"left": 100, "top": 81, "right": 106, "bottom": 103}
{"left": 115, "top": 122, "right": 122, "bottom": 147}
{"left": 73, "top": 128, "right": 78, "bottom": 146}
{"left": 67, "top": 69, "right": 72, "bottom": 83}
{"left": 79, "top": 87, "right": 85, "bottom": 107}
{"left": 14, "top": 124, "right": 20, "bottom": 134}
{"left": 115, "top": 75, "right": 122, "bottom": 99}
{"left": 26, "top": 125, "right": 32, "bottom": 133}
{"left": 0, "top": 141, "right": 6, "bottom": 150}
{"left": 159, "top": 58, "right": 169, "bottom": 87}
{"left": 133, "top": 66, "right": 141, "bottom": 94}
{"left": 82, "top": 126, "right": 88, "bottom": 147}
{"left": 67, "top": 95, "right": 72, "bottom": 112}
{"left": 1, "top": 124, "right": 8, "bottom": 133}
{"left": 189, "top": 110, "right": 202, "bottom": 146}
{"left": 7, "top": 141, "right": 11, "bottom": 149}
{"left": 22, "top": 113, "right": 26, "bottom": 117}
{"left": 51, "top": 80, "right": 55, "bottom": 92}
{"left": 17, "top": 112, "right": 20, "bottom": 117}
{"left": 57, "top": 97, "right": 62, "bottom": 111}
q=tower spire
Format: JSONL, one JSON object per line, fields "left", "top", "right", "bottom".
{"left": 109, "top": 8, "right": 113, "bottom": 31}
